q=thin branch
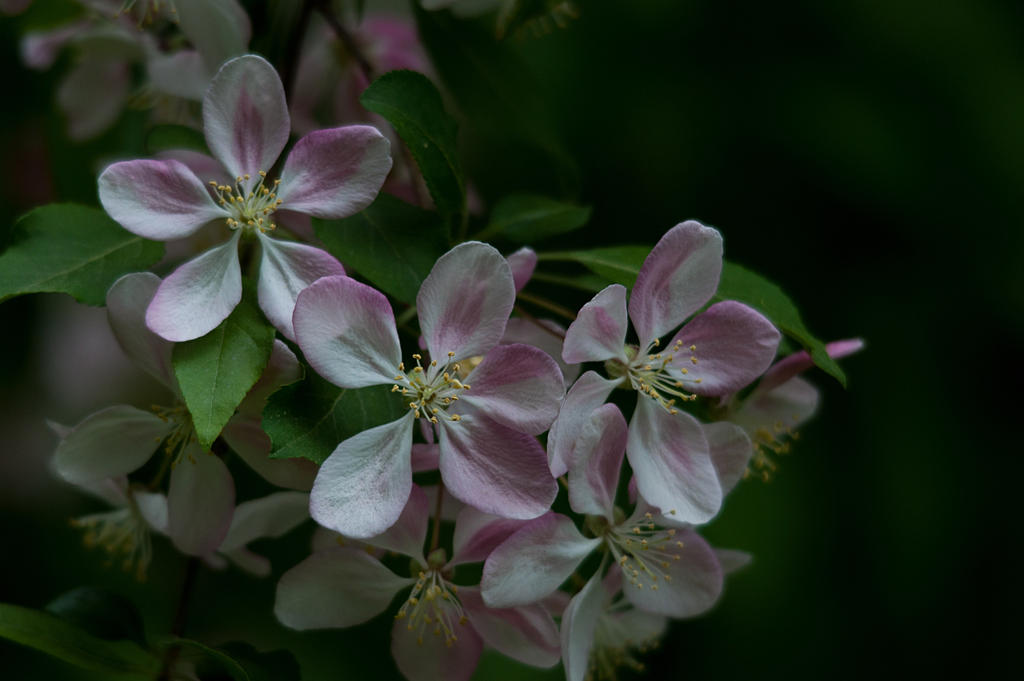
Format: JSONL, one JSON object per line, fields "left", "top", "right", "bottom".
{"left": 516, "top": 290, "right": 577, "bottom": 322}
{"left": 314, "top": 0, "right": 374, "bottom": 82}
{"left": 156, "top": 557, "right": 201, "bottom": 680}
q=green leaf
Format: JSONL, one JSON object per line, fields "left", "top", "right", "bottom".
{"left": 144, "top": 124, "right": 208, "bottom": 155}
{"left": 173, "top": 289, "right": 275, "bottom": 449}
{"left": 537, "top": 246, "right": 649, "bottom": 287}
{"left": 264, "top": 371, "right": 406, "bottom": 465}
{"left": 170, "top": 638, "right": 249, "bottom": 681}
{"left": 478, "top": 194, "right": 591, "bottom": 242}
{"left": 169, "top": 640, "right": 301, "bottom": 681}
{"left": 0, "top": 204, "right": 165, "bottom": 306}
{"left": 45, "top": 587, "right": 146, "bottom": 647}
{"left": 0, "top": 602, "right": 159, "bottom": 678}
{"left": 314, "top": 193, "right": 446, "bottom": 305}
{"left": 360, "top": 70, "right": 464, "bottom": 227}
{"left": 715, "top": 262, "right": 847, "bottom": 387}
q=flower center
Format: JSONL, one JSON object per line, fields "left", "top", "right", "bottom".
{"left": 620, "top": 339, "right": 704, "bottom": 414}
{"left": 604, "top": 512, "right": 685, "bottom": 591}
{"left": 153, "top": 404, "right": 194, "bottom": 463}
{"left": 209, "top": 170, "right": 283, "bottom": 234}
{"left": 71, "top": 492, "right": 154, "bottom": 581}
{"left": 391, "top": 352, "right": 469, "bottom": 425}
{"left": 394, "top": 569, "right": 468, "bottom": 648}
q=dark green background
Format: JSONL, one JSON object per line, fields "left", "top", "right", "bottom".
{"left": 1, "top": 0, "right": 1018, "bottom": 678}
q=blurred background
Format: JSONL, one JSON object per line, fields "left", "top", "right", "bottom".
{"left": 1, "top": 0, "right": 1019, "bottom": 678}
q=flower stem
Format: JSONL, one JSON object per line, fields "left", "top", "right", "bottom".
{"left": 314, "top": 0, "right": 374, "bottom": 82}
{"left": 156, "top": 556, "right": 201, "bottom": 680}
{"left": 516, "top": 290, "right": 577, "bottom": 322}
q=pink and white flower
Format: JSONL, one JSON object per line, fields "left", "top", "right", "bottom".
{"left": 274, "top": 486, "right": 561, "bottom": 681}
{"left": 481, "top": 403, "right": 724, "bottom": 617}
{"left": 98, "top": 54, "right": 392, "bottom": 341}
{"left": 549, "top": 220, "right": 781, "bottom": 524}
{"left": 293, "top": 242, "right": 563, "bottom": 538}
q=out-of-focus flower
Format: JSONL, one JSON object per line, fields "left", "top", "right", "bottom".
{"left": 21, "top": 0, "right": 251, "bottom": 140}
{"left": 293, "top": 241, "right": 562, "bottom": 538}
{"left": 727, "top": 338, "right": 864, "bottom": 480}
{"left": 98, "top": 54, "right": 392, "bottom": 342}
{"left": 275, "top": 486, "right": 560, "bottom": 681}
{"left": 549, "top": 220, "right": 780, "bottom": 524}
{"left": 51, "top": 272, "right": 312, "bottom": 562}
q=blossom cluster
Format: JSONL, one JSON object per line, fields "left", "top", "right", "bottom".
{"left": 12, "top": 3, "right": 861, "bottom": 680}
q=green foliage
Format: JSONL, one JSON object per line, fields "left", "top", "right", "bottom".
{"left": 45, "top": 587, "right": 146, "bottom": 647}
{"left": 715, "top": 261, "right": 847, "bottom": 386}
{"left": 537, "top": 245, "right": 649, "bottom": 287}
{"left": 477, "top": 194, "right": 591, "bottom": 242}
{"left": 360, "top": 71, "right": 464, "bottom": 230}
{"left": 0, "top": 602, "right": 159, "bottom": 679}
{"left": 314, "top": 193, "right": 446, "bottom": 305}
{"left": 168, "top": 639, "right": 298, "bottom": 681}
{"left": 172, "top": 288, "right": 275, "bottom": 449}
{"left": 144, "top": 124, "right": 209, "bottom": 155}
{"left": 264, "top": 371, "right": 406, "bottom": 465}
{"left": 0, "top": 204, "right": 164, "bottom": 306}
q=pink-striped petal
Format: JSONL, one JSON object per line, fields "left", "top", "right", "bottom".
{"left": 460, "top": 587, "right": 560, "bottom": 668}
{"left": 481, "top": 512, "right": 599, "bottom": 608}
{"left": 256, "top": 232, "right": 345, "bottom": 341}
{"left": 221, "top": 416, "right": 316, "bottom": 491}
{"left": 626, "top": 397, "right": 721, "bottom": 524}
{"left": 309, "top": 413, "right": 414, "bottom": 538}
{"left": 411, "top": 443, "right": 439, "bottom": 473}
{"left": 449, "top": 507, "right": 529, "bottom": 567}
{"left": 98, "top": 159, "right": 226, "bottom": 240}
{"left": 360, "top": 484, "right": 429, "bottom": 561}
{"left": 167, "top": 445, "right": 235, "bottom": 556}
{"left": 561, "top": 572, "right": 608, "bottom": 681}
{"left": 629, "top": 220, "right": 723, "bottom": 347}
{"left": 546, "top": 370, "right": 620, "bottom": 477}
{"left": 568, "top": 403, "right": 627, "bottom": 520}
{"left": 203, "top": 55, "right": 289, "bottom": 183}
{"left": 438, "top": 413, "right": 556, "bottom": 520}
{"left": 623, "top": 528, "right": 723, "bottom": 618}
{"left": 53, "top": 405, "right": 172, "bottom": 484}
{"left": 501, "top": 317, "right": 579, "bottom": 388}
{"left": 417, "top": 242, "right": 515, "bottom": 361}
{"left": 705, "top": 421, "right": 752, "bottom": 496}
{"left": 277, "top": 125, "right": 392, "bottom": 218}
{"left": 670, "top": 300, "right": 780, "bottom": 396}
{"left": 459, "top": 343, "right": 563, "bottom": 435}
{"left": 507, "top": 247, "right": 537, "bottom": 292}
{"left": 390, "top": 611, "right": 483, "bottom": 681}
{"left": 145, "top": 231, "right": 242, "bottom": 342}
{"left": 293, "top": 274, "right": 401, "bottom": 388}
{"left": 155, "top": 149, "right": 229, "bottom": 186}
{"left": 562, "top": 284, "right": 629, "bottom": 364}
{"left": 275, "top": 547, "right": 413, "bottom": 629}
{"left": 106, "top": 272, "right": 175, "bottom": 390}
